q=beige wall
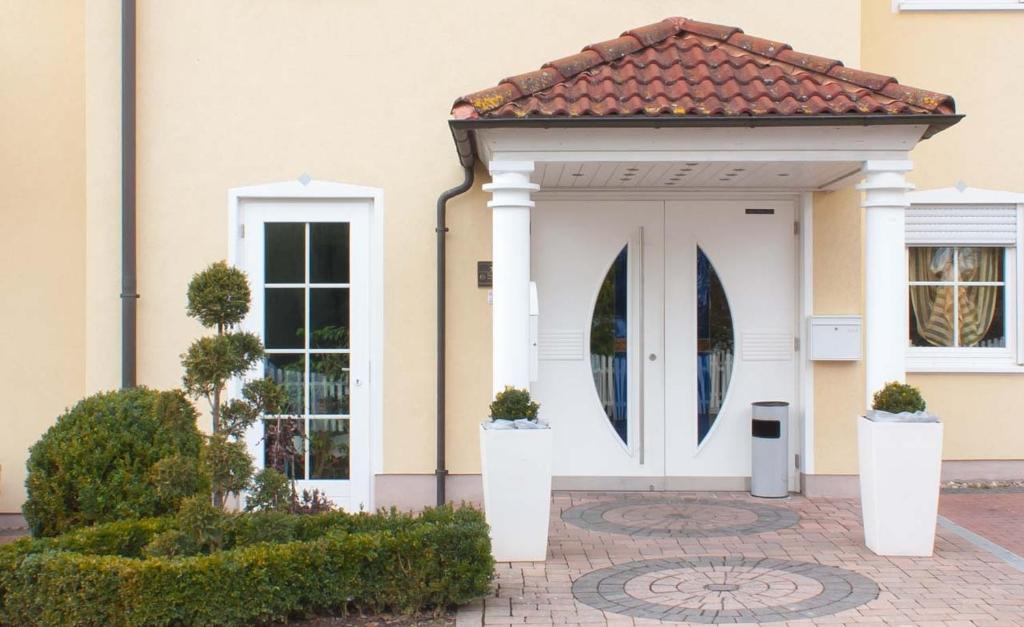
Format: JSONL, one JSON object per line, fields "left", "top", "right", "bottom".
{"left": 0, "top": 1, "right": 86, "bottom": 511}
{"left": 811, "top": 188, "right": 866, "bottom": 475}
{"left": 76, "top": 0, "right": 861, "bottom": 481}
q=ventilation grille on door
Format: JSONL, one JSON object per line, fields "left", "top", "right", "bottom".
{"left": 539, "top": 330, "right": 585, "bottom": 360}
{"left": 742, "top": 332, "right": 793, "bottom": 361}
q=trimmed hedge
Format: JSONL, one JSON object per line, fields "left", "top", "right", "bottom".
{"left": 0, "top": 506, "right": 493, "bottom": 626}
{"left": 23, "top": 388, "right": 205, "bottom": 537}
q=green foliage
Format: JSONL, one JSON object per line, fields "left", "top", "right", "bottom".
{"left": 22, "top": 388, "right": 204, "bottom": 537}
{"left": 181, "top": 332, "right": 264, "bottom": 407}
{"left": 872, "top": 381, "right": 927, "bottom": 414}
{"left": 186, "top": 261, "right": 252, "bottom": 330}
{"left": 246, "top": 468, "right": 293, "bottom": 513}
{"left": 202, "top": 435, "right": 254, "bottom": 506}
{"left": 488, "top": 386, "right": 540, "bottom": 421}
{"left": 0, "top": 506, "right": 494, "bottom": 626}
{"left": 150, "top": 454, "right": 208, "bottom": 509}
{"left": 590, "top": 273, "right": 616, "bottom": 357}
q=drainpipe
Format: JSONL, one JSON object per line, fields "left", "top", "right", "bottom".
{"left": 436, "top": 165, "right": 475, "bottom": 506}
{"left": 121, "top": 0, "right": 137, "bottom": 388}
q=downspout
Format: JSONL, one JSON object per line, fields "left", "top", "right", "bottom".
{"left": 436, "top": 165, "right": 475, "bottom": 506}
{"left": 121, "top": 0, "right": 137, "bottom": 388}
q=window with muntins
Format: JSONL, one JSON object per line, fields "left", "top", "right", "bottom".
{"left": 905, "top": 200, "right": 1022, "bottom": 371}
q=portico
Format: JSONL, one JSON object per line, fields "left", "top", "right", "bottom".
{"left": 448, "top": 17, "right": 960, "bottom": 491}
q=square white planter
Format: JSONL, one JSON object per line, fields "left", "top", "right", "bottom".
{"left": 479, "top": 425, "right": 553, "bottom": 562}
{"left": 857, "top": 415, "right": 943, "bottom": 557}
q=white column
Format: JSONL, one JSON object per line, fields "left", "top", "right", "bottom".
{"left": 483, "top": 161, "right": 538, "bottom": 395}
{"left": 857, "top": 160, "right": 913, "bottom": 405}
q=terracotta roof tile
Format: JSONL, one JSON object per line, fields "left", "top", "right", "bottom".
{"left": 451, "top": 17, "right": 956, "bottom": 120}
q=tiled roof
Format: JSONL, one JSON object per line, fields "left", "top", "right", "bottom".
{"left": 452, "top": 18, "right": 955, "bottom": 120}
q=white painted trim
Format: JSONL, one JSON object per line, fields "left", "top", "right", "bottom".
{"left": 907, "top": 186, "right": 1024, "bottom": 205}
{"left": 799, "top": 192, "right": 815, "bottom": 475}
{"left": 534, "top": 190, "right": 805, "bottom": 202}
{"left": 227, "top": 178, "right": 385, "bottom": 510}
{"left": 894, "top": 0, "right": 1024, "bottom": 10}
{"left": 1017, "top": 204, "right": 1024, "bottom": 365}
{"left": 476, "top": 126, "right": 927, "bottom": 165}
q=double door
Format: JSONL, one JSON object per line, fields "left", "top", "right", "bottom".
{"left": 532, "top": 200, "right": 797, "bottom": 483}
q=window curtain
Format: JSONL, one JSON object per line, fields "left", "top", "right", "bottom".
{"left": 909, "top": 247, "right": 999, "bottom": 346}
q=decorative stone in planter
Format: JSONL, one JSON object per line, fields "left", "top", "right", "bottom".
{"left": 479, "top": 387, "right": 553, "bottom": 562}
{"left": 858, "top": 382, "right": 943, "bottom": 557}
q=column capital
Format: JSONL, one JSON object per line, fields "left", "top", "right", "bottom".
{"left": 487, "top": 160, "right": 536, "bottom": 176}
{"left": 857, "top": 160, "right": 914, "bottom": 209}
{"left": 861, "top": 160, "right": 913, "bottom": 175}
{"left": 483, "top": 160, "right": 539, "bottom": 209}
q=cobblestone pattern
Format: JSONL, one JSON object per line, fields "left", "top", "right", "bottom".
{"left": 457, "top": 491, "right": 1024, "bottom": 626}
{"left": 561, "top": 498, "right": 799, "bottom": 538}
{"left": 571, "top": 556, "right": 879, "bottom": 623}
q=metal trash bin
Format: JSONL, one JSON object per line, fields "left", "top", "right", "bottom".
{"left": 751, "top": 401, "right": 789, "bottom": 498}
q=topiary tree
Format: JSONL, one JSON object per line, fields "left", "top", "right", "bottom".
{"left": 872, "top": 381, "right": 927, "bottom": 414}
{"left": 181, "top": 261, "right": 290, "bottom": 508}
{"left": 488, "top": 386, "right": 540, "bottom": 421}
{"left": 22, "top": 388, "right": 204, "bottom": 537}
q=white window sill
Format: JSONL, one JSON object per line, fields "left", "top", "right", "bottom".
{"left": 895, "top": 1, "right": 1024, "bottom": 10}
{"left": 907, "top": 357, "right": 1024, "bottom": 373}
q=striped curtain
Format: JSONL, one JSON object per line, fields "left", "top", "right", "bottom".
{"left": 909, "top": 247, "right": 999, "bottom": 347}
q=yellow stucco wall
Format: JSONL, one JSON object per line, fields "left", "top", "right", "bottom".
{"left": 76, "top": 0, "right": 861, "bottom": 481}
{"left": 812, "top": 188, "right": 865, "bottom": 475}
{"left": 0, "top": 1, "right": 86, "bottom": 511}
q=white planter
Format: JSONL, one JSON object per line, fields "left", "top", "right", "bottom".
{"left": 857, "top": 415, "right": 943, "bottom": 557}
{"left": 479, "top": 425, "right": 553, "bottom": 562}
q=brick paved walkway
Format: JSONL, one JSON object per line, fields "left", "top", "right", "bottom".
{"left": 458, "top": 491, "right": 1024, "bottom": 626}
{"left": 940, "top": 490, "right": 1024, "bottom": 558}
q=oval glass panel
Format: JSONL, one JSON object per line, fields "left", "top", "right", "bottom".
{"left": 591, "top": 246, "right": 629, "bottom": 445}
{"left": 697, "top": 247, "right": 734, "bottom": 445}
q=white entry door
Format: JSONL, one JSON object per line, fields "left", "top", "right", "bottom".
{"left": 532, "top": 199, "right": 797, "bottom": 485}
{"left": 663, "top": 200, "right": 797, "bottom": 479}
{"left": 240, "top": 201, "right": 371, "bottom": 511}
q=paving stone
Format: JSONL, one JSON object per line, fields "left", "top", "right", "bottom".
{"left": 462, "top": 491, "right": 1024, "bottom": 625}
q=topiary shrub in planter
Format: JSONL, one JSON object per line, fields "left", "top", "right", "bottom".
{"left": 479, "top": 386, "right": 552, "bottom": 561}
{"left": 22, "top": 388, "right": 205, "bottom": 537}
{"left": 858, "top": 381, "right": 942, "bottom": 557}
{"left": 0, "top": 505, "right": 493, "bottom": 626}
{"left": 488, "top": 386, "right": 540, "bottom": 422}
{"left": 871, "top": 381, "right": 926, "bottom": 414}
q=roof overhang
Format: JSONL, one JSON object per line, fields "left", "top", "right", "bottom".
{"left": 449, "top": 114, "right": 963, "bottom": 167}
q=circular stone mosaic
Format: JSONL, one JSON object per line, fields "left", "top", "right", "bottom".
{"left": 572, "top": 557, "right": 880, "bottom": 623}
{"left": 561, "top": 498, "right": 799, "bottom": 538}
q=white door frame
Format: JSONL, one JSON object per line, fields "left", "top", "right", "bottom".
{"left": 228, "top": 179, "right": 384, "bottom": 510}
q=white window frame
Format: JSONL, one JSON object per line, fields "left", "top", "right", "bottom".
{"left": 894, "top": 0, "right": 1024, "bottom": 11}
{"left": 905, "top": 186, "right": 1024, "bottom": 373}
{"left": 227, "top": 179, "right": 385, "bottom": 511}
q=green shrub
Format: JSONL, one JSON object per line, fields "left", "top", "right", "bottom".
{"left": 246, "top": 468, "right": 293, "bottom": 512}
{"left": 22, "top": 388, "right": 205, "bottom": 537}
{"left": 0, "top": 506, "right": 493, "bottom": 626}
{"left": 872, "top": 381, "right": 927, "bottom": 414}
{"left": 488, "top": 386, "right": 540, "bottom": 421}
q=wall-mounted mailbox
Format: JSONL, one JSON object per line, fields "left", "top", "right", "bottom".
{"left": 808, "top": 316, "right": 861, "bottom": 361}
